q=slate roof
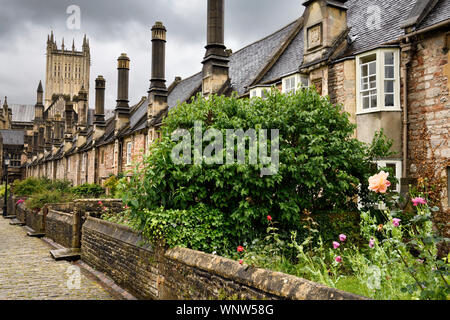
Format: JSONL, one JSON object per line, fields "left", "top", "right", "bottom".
{"left": 168, "top": 72, "right": 202, "bottom": 109}
{"left": 418, "top": 0, "right": 450, "bottom": 29}
{"left": 229, "top": 20, "right": 299, "bottom": 95}
{"left": 0, "top": 130, "right": 25, "bottom": 145}
{"left": 10, "top": 104, "right": 35, "bottom": 123}
{"left": 260, "top": 24, "right": 304, "bottom": 83}
{"left": 342, "top": 0, "right": 418, "bottom": 56}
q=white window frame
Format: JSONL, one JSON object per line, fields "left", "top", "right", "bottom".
{"left": 249, "top": 87, "right": 271, "bottom": 99}
{"left": 376, "top": 160, "right": 402, "bottom": 193}
{"left": 126, "top": 142, "right": 132, "bottom": 166}
{"left": 282, "top": 74, "right": 309, "bottom": 94}
{"left": 356, "top": 48, "right": 401, "bottom": 114}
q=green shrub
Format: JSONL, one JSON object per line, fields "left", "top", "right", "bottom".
{"left": 71, "top": 183, "right": 105, "bottom": 198}
{"left": 139, "top": 204, "right": 231, "bottom": 254}
{"left": 0, "top": 184, "right": 10, "bottom": 198}
{"left": 12, "top": 178, "right": 46, "bottom": 196}
{"left": 25, "top": 190, "right": 74, "bottom": 210}
{"left": 123, "top": 89, "right": 393, "bottom": 248}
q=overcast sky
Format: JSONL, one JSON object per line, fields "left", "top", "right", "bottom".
{"left": 0, "top": 0, "right": 303, "bottom": 110}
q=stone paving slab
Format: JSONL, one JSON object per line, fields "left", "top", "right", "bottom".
{"left": 0, "top": 217, "right": 115, "bottom": 300}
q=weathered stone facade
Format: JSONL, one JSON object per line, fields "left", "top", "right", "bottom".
{"left": 20, "top": 0, "right": 449, "bottom": 232}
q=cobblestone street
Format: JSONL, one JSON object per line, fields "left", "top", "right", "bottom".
{"left": 0, "top": 217, "right": 114, "bottom": 300}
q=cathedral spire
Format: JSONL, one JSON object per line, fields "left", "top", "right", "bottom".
{"left": 61, "top": 37, "right": 65, "bottom": 51}
{"left": 72, "top": 38, "right": 75, "bottom": 51}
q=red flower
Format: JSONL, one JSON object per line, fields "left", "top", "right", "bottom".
{"left": 267, "top": 215, "right": 272, "bottom": 221}
{"left": 239, "top": 259, "right": 243, "bottom": 265}
{"left": 237, "top": 246, "right": 244, "bottom": 253}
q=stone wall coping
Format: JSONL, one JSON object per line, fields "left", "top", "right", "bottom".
{"left": 74, "top": 199, "right": 123, "bottom": 203}
{"left": 83, "top": 216, "right": 153, "bottom": 252}
{"left": 48, "top": 208, "right": 73, "bottom": 217}
{"left": 165, "top": 247, "right": 368, "bottom": 300}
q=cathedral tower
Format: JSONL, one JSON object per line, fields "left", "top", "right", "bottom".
{"left": 44, "top": 32, "right": 91, "bottom": 108}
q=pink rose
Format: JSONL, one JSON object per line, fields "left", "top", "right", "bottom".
{"left": 412, "top": 197, "right": 427, "bottom": 206}
{"left": 239, "top": 259, "right": 243, "bottom": 265}
{"left": 16, "top": 199, "right": 25, "bottom": 205}
{"left": 98, "top": 201, "right": 103, "bottom": 205}
{"left": 392, "top": 218, "right": 401, "bottom": 227}
{"left": 333, "top": 241, "right": 340, "bottom": 249}
{"left": 368, "top": 171, "right": 391, "bottom": 194}
{"left": 335, "top": 256, "right": 342, "bottom": 263}
{"left": 369, "top": 238, "right": 375, "bottom": 248}
{"left": 339, "top": 234, "right": 347, "bottom": 242}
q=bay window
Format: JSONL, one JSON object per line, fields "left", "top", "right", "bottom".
{"left": 356, "top": 49, "right": 400, "bottom": 114}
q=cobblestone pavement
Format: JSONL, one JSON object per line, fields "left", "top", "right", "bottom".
{"left": 0, "top": 217, "right": 114, "bottom": 300}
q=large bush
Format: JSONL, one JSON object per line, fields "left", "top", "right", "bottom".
{"left": 123, "top": 89, "right": 392, "bottom": 247}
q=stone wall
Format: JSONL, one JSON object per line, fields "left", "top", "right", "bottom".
{"left": 45, "top": 203, "right": 78, "bottom": 248}
{"left": 407, "top": 31, "right": 449, "bottom": 238}
{"left": 81, "top": 216, "right": 365, "bottom": 301}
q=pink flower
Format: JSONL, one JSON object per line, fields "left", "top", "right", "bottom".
{"left": 102, "top": 206, "right": 107, "bottom": 211}
{"left": 333, "top": 241, "right": 340, "bottom": 249}
{"left": 392, "top": 218, "right": 401, "bottom": 227}
{"left": 239, "top": 259, "right": 243, "bottom": 265}
{"left": 417, "top": 259, "right": 424, "bottom": 264}
{"left": 124, "top": 205, "right": 129, "bottom": 210}
{"left": 16, "top": 199, "right": 25, "bottom": 205}
{"left": 412, "top": 197, "right": 427, "bottom": 206}
{"left": 368, "top": 171, "right": 391, "bottom": 194}
{"left": 369, "top": 238, "right": 375, "bottom": 248}
{"left": 267, "top": 215, "right": 272, "bottom": 222}
{"left": 98, "top": 201, "right": 103, "bottom": 205}
{"left": 237, "top": 246, "right": 244, "bottom": 253}
{"left": 335, "top": 256, "right": 342, "bottom": 263}
{"left": 339, "top": 234, "right": 347, "bottom": 242}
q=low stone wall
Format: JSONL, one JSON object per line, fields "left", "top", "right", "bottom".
{"left": 81, "top": 217, "right": 365, "bottom": 300}
{"left": 82, "top": 217, "right": 159, "bottom": 299}
{"left": 25, "top": 208, "right": 46, "bottom": 233}
{"left": 16, "top": 202, "right": 28, "bottom": 223}
{"left": 74, "top": 199, "right": 123, "bottom": 219}
{"left": 46, "top": 203, "right": 79, "bottom": 248}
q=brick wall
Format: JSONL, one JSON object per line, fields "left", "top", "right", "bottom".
{"left": 81, "top": 217, "right": 365, "bottom": 300}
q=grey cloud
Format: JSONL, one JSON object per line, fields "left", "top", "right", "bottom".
{"left": 0, "top": 0, "right": 301, "bottom": 109}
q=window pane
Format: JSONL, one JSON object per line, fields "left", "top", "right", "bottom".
{"left": 363, "top": 97, "right": 370, "bottom": 109}
{"left": 385, "top": 94, "right": 394, "bottom": 107}
{"left": 361, "top": 65, "right": 368, "bottom": 77}
{"left": 385, "top": 52, "right": 394, "bottom": 65}
{"left": 370, "top": 91, "right": 377, "bottom": 108}
{"left": 385, "top": 66, "right": 394, "bottom": 79}
{"left": 385, "top": 80, "right": 394, "bottom": 93}
{"left": 386, "top": 163, "right": 397, "bottom": 190}
{"left": 369, "top": 62, "right": 376, "bottom": 75}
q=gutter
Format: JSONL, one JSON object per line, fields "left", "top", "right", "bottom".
{"left": 399, "top": 19, "right": 450, "bottom": 40}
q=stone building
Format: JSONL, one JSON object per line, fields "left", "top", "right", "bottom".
{"left": 44, "top": 32, "right": 90, "bottom": 110}
{"left": 22, "top": 0, "right": 449, "bottom": 231}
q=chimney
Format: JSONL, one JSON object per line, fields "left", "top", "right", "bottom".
{"left": 94, "top": 75, "right": 106, "bottom": 140}
{"left": 148, "top": 21, "right": 168, "bottom": 123}
{"left": 302, "top": 0, "right": 349, "bottom": 67}
{"left": 202, "top": 0, "right": 229, "bottom": 96}
{"left": 35, "top": 81, "right": 44, "bottom": 121}
{"left": 52, "top": 112, "right": 63, "bottom": 151}
{"left": 115, "top": 53, "right": 130, "bottom": 131}
{"left": 64, "top": 101, "right": 75, "bottom": 152}
{"left": 77, "top": 85, "right": 88, "bottom": 131}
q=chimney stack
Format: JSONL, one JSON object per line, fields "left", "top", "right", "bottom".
{"left": 94, "top": 75, "right": 106, "bottom": 140}
{"left": 35, "top": 82, "right": 44, "bottom": 121}
{"left": 64, "top": 101, "right": 75, "bottom": 152}
{"left": 115, "top": 53, "right": 131, "bottom": 131}
{"left": 148, "top": 21, "right": 168, "bottom": 122}
{"left": 202, "top": 0, "right": 229, "bottom": 96}
{"left": 77, "top": 85, "right": 88, "bottom": 130}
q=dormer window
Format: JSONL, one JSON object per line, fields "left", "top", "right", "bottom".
{"left": 282, "top": 74, "right": 309, "bottom": 94}
{"left": 356, "top": 49, "right": 400, "bottom": 114}
{"left": 250, "top": 87, "right": 271, "bottom": 99}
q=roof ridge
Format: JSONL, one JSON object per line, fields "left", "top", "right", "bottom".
{"left": 231, "top": 19, "right": 299, "bottom": 56}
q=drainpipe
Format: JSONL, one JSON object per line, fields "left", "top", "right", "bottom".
{"left": 401, "top": 40, "right": 413, "bottom": 179}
